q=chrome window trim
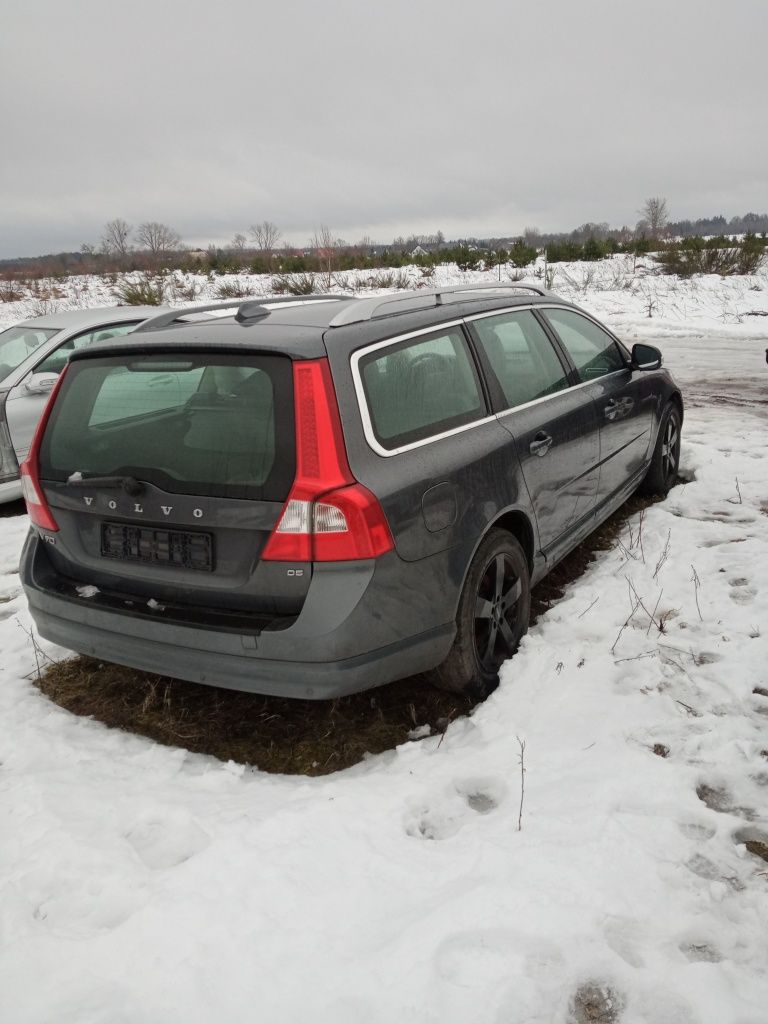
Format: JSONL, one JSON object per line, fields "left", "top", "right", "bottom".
{"left": 495, "top": 369, "right": 628, "bottom": 421}
{"left": 350, "top": 306, "right": 631, "bottom": 458}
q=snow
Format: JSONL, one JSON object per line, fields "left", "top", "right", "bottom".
{"left": 1, "top": 265, "right": 767, "bottom": 1022}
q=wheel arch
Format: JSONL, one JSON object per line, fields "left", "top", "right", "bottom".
{"left": 452, "top": 506, "right": 537, "bottom": 618}
{"left": 668, "top": 390, "right": 684, "bottom": 422}
{"left": 490, "top": 508, "right": 536, "bottom": 576}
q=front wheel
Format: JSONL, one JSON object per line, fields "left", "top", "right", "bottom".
{"left": 639, "top": 402, "right": 681, "bottom": 496}
{"left": 430, "top": 529, "right": 531, "bottom": 698}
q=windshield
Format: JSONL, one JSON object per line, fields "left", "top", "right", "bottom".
{"left": 0, "top": 326, "right": 59, "bottom": 385}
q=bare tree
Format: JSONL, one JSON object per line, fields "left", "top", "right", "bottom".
{"left": 638, "top": 197, "right": 669, "bottom": 239}
{"left": 101, "top": 218, "right": 132, "bottom": 256}
{"left": 230, "top": 232, "right": 248, "bottom": 253}
{"left": 312, "top": 225, "right": 336, "bottom": 289}
{"left": 249, "top": 220, "right": 281, "bottom": 252}
{"left": 136, "top": 221, "right": 182, "bottom": 256}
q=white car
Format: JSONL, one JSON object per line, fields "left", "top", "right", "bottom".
{"left": 0, "top": 306, "right": 170, "bottom": 502}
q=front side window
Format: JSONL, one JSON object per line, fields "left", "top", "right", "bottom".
{"left": 543, "top": 309, "right": 626, "bottom": 381}
{"left": 472, "top": 310, "right": 569, "bottom": 409}
{"left": 35, "top": 322, "right": 139, "bottom": 375}
{"left": 0, "top": 326, "right": 59, "bottom": 384}
{"left": 359, "top": 328, "right": 485, "bottom": 450}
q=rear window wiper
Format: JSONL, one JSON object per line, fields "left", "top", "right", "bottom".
{"left": 66, "top": 474, "right": 145, "bottom": 496}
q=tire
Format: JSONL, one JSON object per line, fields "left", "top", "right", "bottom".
{"left": 430, "top": 529, "right": 531, "bottom": 698}
{"left": 639, "top": 402, "right": 682, "bottom": 496}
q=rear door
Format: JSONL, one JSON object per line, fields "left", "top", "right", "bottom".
{"left": 541, "top": 308, "right": 654, "bottom": 504}
{"left": 5, "top": 321, "right": 140, "bottom": 464}
{"left": 348, "top": 322, "right": 508, "bottom": 562}
{"left": 467, "top": 308, "right": 600, "bottom": 554}
{"left": 36, "top": 350, "right": 305, "bottom": 621}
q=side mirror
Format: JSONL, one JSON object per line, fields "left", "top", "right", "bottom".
{"left": 24, "top": 372, "right": 59, "bottom": 395}
{"left": 631, "top": 343, "right": 662, "bottom": 371}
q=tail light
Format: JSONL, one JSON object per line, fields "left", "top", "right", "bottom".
{"left": 262, "top": 359, "right": 394, "bottom": 562}
{"left": 20, "top": 366, "right": 68, "bottom": 532}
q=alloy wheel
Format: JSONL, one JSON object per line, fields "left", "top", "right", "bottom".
{"left": 661, "top": 415, "right": 679, "bottom": 481}
{"left": 473, "top": 553, "right": 523, "bottom": 671}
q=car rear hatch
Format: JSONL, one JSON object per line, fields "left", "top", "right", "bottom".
{"left": 33, "top": 348, "right": 306, "bottom": 631}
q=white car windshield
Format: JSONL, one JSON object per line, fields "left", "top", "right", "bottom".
{"left": 0, "top": 326, "right": 59, "bottom": 385}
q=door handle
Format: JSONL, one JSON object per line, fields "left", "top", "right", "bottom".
{"left": 603, "top": 398, "right": 618, "bottom": 420}
{"left": 529, "top": 432, "right": 553, "bottom": 457}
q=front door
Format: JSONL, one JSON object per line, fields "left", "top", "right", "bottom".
{"left": 540, "top": 308, "right": 655, "bottom": 505}
{"left": 467, "top": 308, "right": 600, "bottom": 555}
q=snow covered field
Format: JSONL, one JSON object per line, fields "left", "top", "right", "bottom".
{"left": 1, "top": 264, "right": 767, "bottom": 1023}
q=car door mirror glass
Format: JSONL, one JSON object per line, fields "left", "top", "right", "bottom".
{"left": 631, "top": 343, "right": 662, "bottom": 370}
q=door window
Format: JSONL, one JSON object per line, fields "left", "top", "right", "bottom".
{"left": 35, "top": 322, "right": 139, "bottom": 375}
{"left": 0, "top": 326, "right": 58, "bottom": 384}
{"left": 359, "top": 328, "right": 485, "bottom": 449}
{"left": 543, "top": 309, "right": 626, "bottom": 381}
{"left": 472, "top": 310, "right": 569, "bottom": 409}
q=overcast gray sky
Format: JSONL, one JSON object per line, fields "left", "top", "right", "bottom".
{"left": 2, "top": 0, "right": 766, "bottom": 258}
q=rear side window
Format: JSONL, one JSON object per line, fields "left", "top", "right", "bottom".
{"left": 40, "top": 354, "right": 294, "bottom": 501}
{"left": 358, "top": 328, "right": 485, "bottom": 450}
{"left": 472, "top": 310, "right": 569, "bottom": 409}
{"left": 543, "top": 309, "right": 626, "bottom": 381}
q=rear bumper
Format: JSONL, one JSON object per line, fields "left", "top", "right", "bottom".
{"left": 21, "top": 531, "right": 458, "bottom": 699}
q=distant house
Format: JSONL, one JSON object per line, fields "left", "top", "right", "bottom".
{"left": 188, "top": 249, "right": 209, "bottom": 263}
{"left": 409, "top": 245, "right": 429, "bottom": 258}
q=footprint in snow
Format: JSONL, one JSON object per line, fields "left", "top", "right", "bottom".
{"left": 678, "top": 821, "right": 716, "bottom": 841}
{"left": 405, "top": 777, "right": 506, "bottom": 839}
{"left": 728, "top": 577, "right": 757, "bottom": 604}
{"left": 732, "top": 826, "right": 768, "bottom": 866}
{"left": 696, "top": 783, "right": 756, "bottom": 820}
{"left": 685, "top": 853, "right": 744, "bottom": 891}
{"left": 693, "top": 651, "right": 721, "bottom": 665}
{"left": 680, "top": 941, "right": 723, "bottom": 963}
{"left": 125, "top": 813, "right": 210, "bottom": 869}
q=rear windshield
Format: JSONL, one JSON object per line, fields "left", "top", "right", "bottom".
{"left": 40, "top": 353, "right": 294, "bottom": 501}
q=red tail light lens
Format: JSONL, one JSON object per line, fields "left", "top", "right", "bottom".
{"left": 20, "top": 367, "right": 68, "bottom": 532}
{"left": 262, "top": 359, "right": 394, "bottom": 562}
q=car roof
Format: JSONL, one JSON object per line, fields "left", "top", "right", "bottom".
{"left": 14, "top": 306, "right": 169, "bottom": 330}
{"left": 66, "top": 288, "right": 584, "bottom": 364}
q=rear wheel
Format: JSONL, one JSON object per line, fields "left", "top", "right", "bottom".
{"left": 640, "top": 402, "right": 681, "bottom": 496}
{"left": 430, "top": 529, "right": 531, "bottom": 698}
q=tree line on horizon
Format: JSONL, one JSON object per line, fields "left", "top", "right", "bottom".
{"left": 2, "top": 199, "right": 767, "bottom": 280}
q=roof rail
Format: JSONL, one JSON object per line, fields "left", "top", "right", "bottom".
{"left": 234, "top": 294, "right": 352, "bottom": 323}
{"left": 327, "top": 281, "right": 557, "bottom": 328}
{"left": 133, "top": 295, "right": 354, "bottom": 333}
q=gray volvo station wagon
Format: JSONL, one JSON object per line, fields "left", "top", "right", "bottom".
{"left": 20, "top": 284, "right": 683, "bottom": 699}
